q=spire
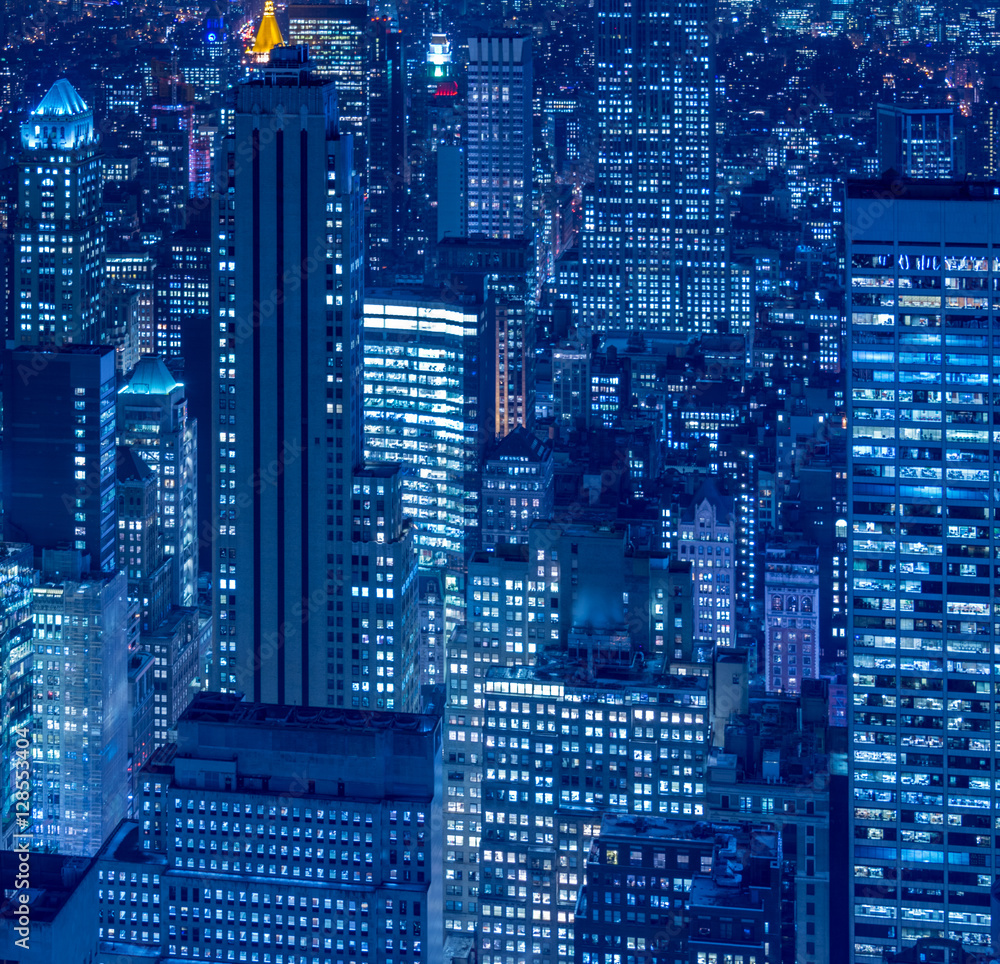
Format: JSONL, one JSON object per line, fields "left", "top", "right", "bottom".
{"left": 250, "top": 0, "right": 285, "bottom": 57}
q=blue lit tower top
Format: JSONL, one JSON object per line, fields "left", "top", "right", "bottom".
{"left": 14, "top": 79, "right": 104, "bottom": 346}
{"left": 21, "top": 79, "right": 97, "bottom": 151}
{"left": 205, "top": 0, "right": 226, "bottom": 45}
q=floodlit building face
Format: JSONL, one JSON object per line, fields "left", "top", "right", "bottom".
{"left": 466, "top": 35, "right": 533, "bottom": 240}
{"left": 0, "top": 543, "right": 34, "bottom": 850}
{"left": 363, "top": 291, "right": 488, "bottom": 572}
{"left": 15, "top": 79, "right": 104, "bottom": 346}
{"left": 846, "top": 179, "right": 1000, "bottom": 962}
{"left": 582, "top": 0, "right": 727, "bottom": 333}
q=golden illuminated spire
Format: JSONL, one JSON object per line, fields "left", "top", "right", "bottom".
{"left": 251, "top": 0, "right": 285, "bottom": 57}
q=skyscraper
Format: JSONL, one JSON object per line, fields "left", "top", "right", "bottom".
{"left": 5, "top": 692, "right": 445, "bottom": 960}
{"left": 212, "top": 46, "right": 418, "bottom": 710}
{"left": 116, "top": 444, "right": 172, "bottom": 634}
{"left": 2, "top": 344, "right": 118, "bottom": 574}
{"left": 29, "top": 550, "right": 130, "bottom": 857}
{"left": 466, "top": 35, "right": 533, "bottom": 241}
{"left": 677, "top": 481, "right": 736, "bottom": 652}
{"left": 0, "top": 543, "right": 35, "bottom": 850}
{"left": 480, "top": 427, "right": 554, "bottom": 547}
{"left": 367, "top": 3, "right": 408, "bottom": 281}
{"left": 143, "top": 102, "right": 195, "bottom": 231}
{"left": 362, "top": 289, "right": 490, "bottom": 572}
{"left": 582, "top": 0, "right": 727, "bottom": 333}
{"left": 14, "top": 80, "right": 104, "bottom": 345}
{"left": 437, "top": 236, "right": 537, "bottom": 438}
{"left": 118, "top": 356, "right": 198, "bottom": 608}
{"left": 846, "top": 179, "right": 999, "bottom": 961}
{"left": 287, "top": 4, "right": 369, "bottom": 187}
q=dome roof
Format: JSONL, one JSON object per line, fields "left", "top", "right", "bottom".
{"left": 122, "top": 356, "right": 183, "bottom": 396}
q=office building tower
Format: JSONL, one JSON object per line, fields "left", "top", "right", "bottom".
{"left": 117, "top": 445, "right": 173, "bottom": 633}
{"left": 0, "top": 543, "right": 35, "bottom": 849}
{"left": 212, "top": 46, "right": 418, "bottom": 710}
{"left": 437, "top": 236, "right": 537, "bottom": 438}
{"left": 103, "top": 284, "right": 142, "bottom": 376}
{"left": 704, "top": 706, "right": 834, "bottom": 964}
{"left": 437, "top": 143, "right": 468, "bottom": 241}
{"left": 466, "top": 35, "right": 533, "bottom": 240}
{"left": 552, "top": 338, "right": 591, "bottom": 429}
{"left": 367, "top": 3, "right": 407, "bottom": 281}
{"left": 582, "top": 0, "right": 727, "bottom": 333}
{"left": 363, "top": 289, "right": 490, "bottom": 572}
{"left": 345, "top": 465, "right": 421, "bottom": 712}
{"left": 287, "top": 5, "right": 368, "bottom": 167}
{"left": 876, "top": 104, "right": 962, "bottom": 178}
{"left": 118, "top": 356, "right": 198, "bottom": 608}
{"left": 30, "top": 551, "right": 129, "bottom": 856}
{"left": 143, "top": 102, "right": 195, "bottom": 231}
{"left": 3, "top": 692, "right": 444, "bottom": 960}
{"left": 575, "top": 814, "right": 783, "bottom": 964}
{"left": 14, "top": 80, "right": 104, "bottom": 346}
{"left": 3, "top": 344, "right": 117, "bottom": 574}
{"left": 418, "top": 571, "right": 446, "bottom": 687}
{"left": 106, "top": 251, "right": 156, "bottom": 356}
{"left": 480, "top": 427, "right": 553, "bottom": 547}
{"left": 981, "top": 78, "right": 1000, "bottom": 178}
{"left": 141, "top": 605, "right": 205, "bottom": 745}
{"left": 128, "top": 649, "right": 157, "bottom": 776}
{"left": 478, "top": 664, "right": 710, "bottom": 964}
{"left": 589, "top": 351, "right": 629, "bottom": 428}
{"left": 846, "top": 179, "right": 1000, "bottom": 961}
{"left": 442, "top": 525, "right": 696, "bottom": 938}
{"left": 134, "top": 694, "right": 442, "bottom": 957}
{"left": 153, "top": 228, "right": 211, "bottom": 359}
{"left": 763, "top": 544, "right": 820, "bottom": 696}
{"left": 677, "top": 481, "right": 736, "bottom": 652}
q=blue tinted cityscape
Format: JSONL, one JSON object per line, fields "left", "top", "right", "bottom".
{"left": 0, "top": 0, "right": 998, "bottom": 962}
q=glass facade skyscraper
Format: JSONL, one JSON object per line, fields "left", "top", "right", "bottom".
{"left": 581, "top": 0, "right": 728, "bottom": 333}
{"left": 363, "top": 290, "right": 489, "bottom": 573}
{"left": 846, "top": 180, "right": 999, "bottom": 961}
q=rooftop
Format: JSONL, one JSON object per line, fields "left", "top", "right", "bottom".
{"left": 22, "top": 79, "right": 95, "bottom": 151}
{"left": 121, "top": 356, "right": 183, "bottom": 397}
{"left": 0, "top": 851, "right": 93, "bottom": 924}
{"left": 179, "top": 691, "right": 439, "bottom": 735}
{"left": 486, "top": 426, "right": 553, "bottom": 465}
{"left": 847, "top": 176, "right": 1000, "bottom": 201}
